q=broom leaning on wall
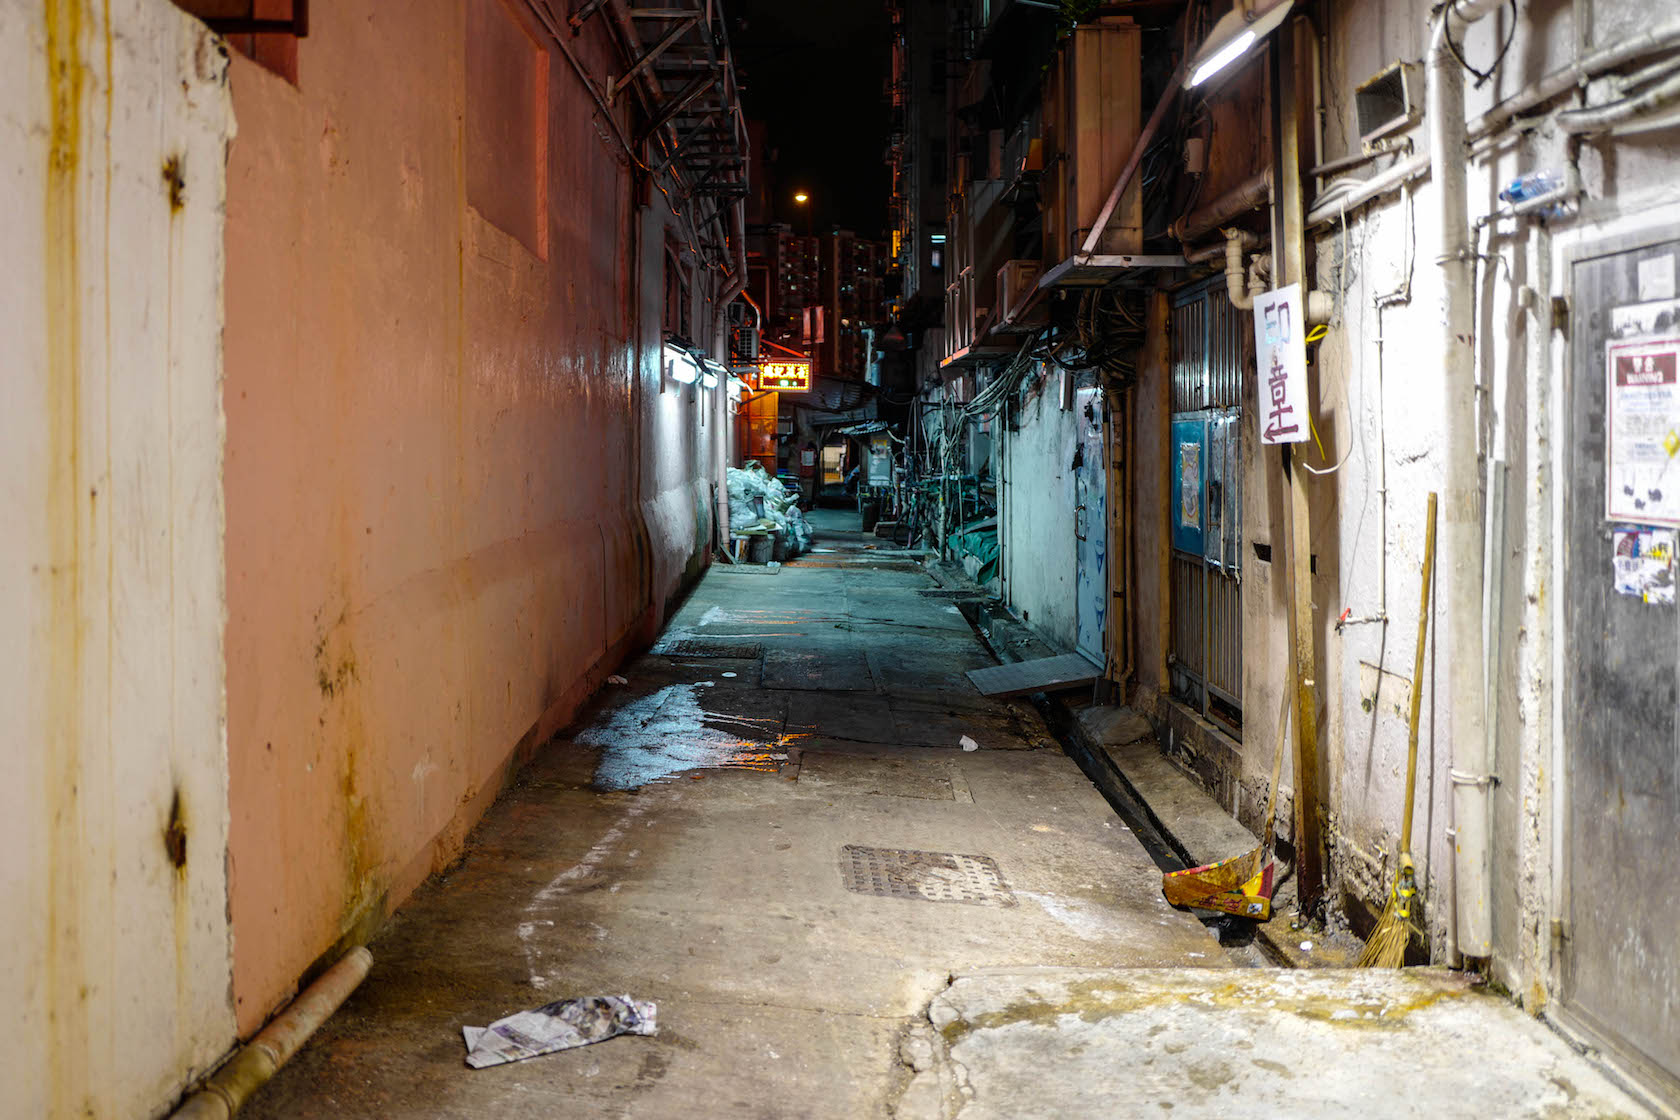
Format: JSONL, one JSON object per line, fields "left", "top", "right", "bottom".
{"left": 1358, "top": 491, "right": 1438, "bottom": 968}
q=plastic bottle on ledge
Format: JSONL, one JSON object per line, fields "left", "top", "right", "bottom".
{"left": 1499, "top": 170, "right": 1564, "bottom": 204}
{"left": 1499, "top": 170, "right": 1576, "bottom": 219}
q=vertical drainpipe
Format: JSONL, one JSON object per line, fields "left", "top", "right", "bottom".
{"left": 1427, "top": 0, "right": 1500, "bottom": 960}
{"left": 711, "top": 196, "right": 749, "bottom": 549}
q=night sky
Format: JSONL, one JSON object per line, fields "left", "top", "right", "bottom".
{"left": 728, "top": 0, "right": 892, "bottom": 238}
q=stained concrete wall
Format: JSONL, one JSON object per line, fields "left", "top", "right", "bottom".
{"left": 1306, "top": 0, "right": 1680, "bottom": 1010}
{"left": 1001, "top": 369, "right": 1081, "bottom": 652}
{"left": 1112, "top": 0, "right": 1680, "bottom": 1023}
{"left": 221, "top": 0, "right": 726, "bottom": 1036}
{"left": 1, "top": 1, "right": 236, "bottom": 1115}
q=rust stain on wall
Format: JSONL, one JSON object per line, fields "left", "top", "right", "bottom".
{"left": 161, "top": 153, "right": 185, "bottom": 211}
{"left": 43, "top": 0, "right": 89, "bottom": 1113}
{"left": 163, "top": 789, "right": 189, "bottom": 870}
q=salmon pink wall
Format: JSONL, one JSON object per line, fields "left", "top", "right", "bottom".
{"left": 223, "top": 0, "right": 716, "bottom": 1035}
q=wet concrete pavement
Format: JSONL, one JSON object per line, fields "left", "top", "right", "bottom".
{"left": 242, "top": 511, "right": 1655, "bottom": 1118}
{"left": 242, "top": 511, "right": 1223, "bottom": 1118}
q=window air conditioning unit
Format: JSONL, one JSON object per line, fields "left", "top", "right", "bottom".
{"left": 1355, "top": 61, "right": 1422, "bottom": 152}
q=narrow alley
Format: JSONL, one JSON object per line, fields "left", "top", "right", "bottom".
{"left": 238, "top": 514, "right": 1637, "bottom": 1118}
{"left": 8, "top": 0, "right": 1680, "bottom": 1115}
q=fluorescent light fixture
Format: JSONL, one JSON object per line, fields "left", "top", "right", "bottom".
{"left": 1186, "top": 0, "right": 1293, "bottom": 89}
{"left": 700, "top": 358, "right": 726, "bottom": 389}
{"left": 664, "top": 343, "right": 699, "bottom": 384}
{"left": 929, "top": 233, "right": 947, "bottom": 243}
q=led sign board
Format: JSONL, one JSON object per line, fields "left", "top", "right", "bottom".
{"left": 759, "top": 360, "right": 812, "bottom": 392}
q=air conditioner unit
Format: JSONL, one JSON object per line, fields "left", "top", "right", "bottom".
{"left": 1355, "top": 62, "right": 1422, "bottom": 151}
{"left": 730, "top": 323, "right": 760, "bottom": 364}
{"left": 996, "top": 260, "right": 1042, "bottom": 324}
{"left": 1042, "top": 16, "right": 1142, "bottom": 263}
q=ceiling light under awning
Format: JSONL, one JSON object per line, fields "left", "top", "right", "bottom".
{"left": 1186, "top": 0, "right": 1295, "bottom": 89}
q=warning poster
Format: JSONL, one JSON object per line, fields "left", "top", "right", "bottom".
{"left": 1606, "top": 337, "right": 1680, "bottom": 526}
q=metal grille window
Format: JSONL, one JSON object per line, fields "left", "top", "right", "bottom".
{"left": 1168, "top": 277, "right": 1245, "bottom": 734}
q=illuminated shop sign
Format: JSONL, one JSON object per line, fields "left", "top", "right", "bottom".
{"left": 758, "top": 360, "right": 812, "bottom": 391}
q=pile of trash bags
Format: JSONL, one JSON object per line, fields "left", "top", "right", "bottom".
{"left": 727, "top": 462, "right": 812, "bottom": 556}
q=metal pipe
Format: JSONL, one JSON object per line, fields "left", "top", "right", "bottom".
{"left": 1304, "top": 154, "right": 1430, "bottom": 228}
{"left": 1556, "top": 68, "right": 1680, "bottom": 133}
{"left": 171, "top": 948, "right": 373, "bottom": 1119}
{"left": 1428, "top": 0, "right": 1500, "bottom": 962}
{"left": 1171, "top": 168, "right": 1273, "bottom": 242}
{"left": 1307, "top": 18, "right": 1680, "bottom": 228}
{"left": 709, "top": 195, "right": 748, "bottom": 547}
{"left": 1183, "top": 240, "right": 1228, "bottom": 265}
{"left": 523, "top": 1, "right": 637, "bottom": 162}
{"left": 1310, "top": 149, "right": 1384, "bottom": 180}
{"left": 1468, "top": 16, "right": 1680, "bottom": 141}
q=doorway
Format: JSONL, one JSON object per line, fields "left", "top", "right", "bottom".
{"left": 1167, "top": 277, "right": 1245, "bottom": 734}
{"left": 1558, "top": 232, "right": 1680, "bottom": 1096}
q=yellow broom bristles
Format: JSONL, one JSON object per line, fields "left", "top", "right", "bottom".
{"left": 1356, "top": 861, "right": 1417, "bottom": 969}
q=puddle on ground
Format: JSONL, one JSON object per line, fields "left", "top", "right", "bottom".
{"left": 575, "top": 682, "right": 793, "bottom": 789}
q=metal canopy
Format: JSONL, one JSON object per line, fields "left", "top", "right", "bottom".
{"left": 1038, "top": 253, "right": 1188, "bottom": 289}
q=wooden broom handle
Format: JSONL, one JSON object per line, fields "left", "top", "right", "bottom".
{"left": 1402, "top": 493, "right": 1438, "bottom": 853}
{"left": 1261, "top": 686, "right": 1290, "bottom": 848}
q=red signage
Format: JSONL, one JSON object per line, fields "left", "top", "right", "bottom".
{"left": 1615, "top": 351, "right": 1677, "bottom": 387}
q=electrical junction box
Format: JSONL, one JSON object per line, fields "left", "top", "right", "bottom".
{"left": 1355, "top": 61, "right": 1422, "bottom": 153}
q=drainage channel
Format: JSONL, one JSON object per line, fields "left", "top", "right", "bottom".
{"left": 953, "top": 594, "right": 1284, "bottom": 969}
{"left": 1036, "top": 697, "right": 1282, "bottom": 968}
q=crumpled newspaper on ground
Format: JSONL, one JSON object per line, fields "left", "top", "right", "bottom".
{"left": 462, "top": 995, "right": 657, "bottom": 1068}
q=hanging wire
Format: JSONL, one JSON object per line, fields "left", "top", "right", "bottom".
{"left": 1438, "top": 0, "right": 1518, "bottom": 89}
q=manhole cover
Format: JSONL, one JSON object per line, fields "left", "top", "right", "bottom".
{"left": 839, "top": 845, "right": 1015, "bottom": 907}
{"left": 652, "top": 640, "right": 764, "bottom": 659}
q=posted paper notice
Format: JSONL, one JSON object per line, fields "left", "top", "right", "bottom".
{"left": 1606, "top": 336, "right": 1680, "bottom": 526}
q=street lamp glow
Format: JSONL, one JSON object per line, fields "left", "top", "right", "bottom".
{"left": 793, "top": 191, "right": 809, "bottom": 204}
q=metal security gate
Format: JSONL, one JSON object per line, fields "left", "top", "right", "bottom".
{"left": 1558, "top": 233, "right": 1680, "bottom": 1095}
{"left": 1168, "top": 278, "right": 1244, "bottom": 732}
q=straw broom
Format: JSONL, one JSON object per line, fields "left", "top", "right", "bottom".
{"left": 1358, "top": 491, "right": 1437, "bottom": 969}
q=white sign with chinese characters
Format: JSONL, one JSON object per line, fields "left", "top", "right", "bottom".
{"left": 1254, "top": 283, "right": 1309, "bottom": 445}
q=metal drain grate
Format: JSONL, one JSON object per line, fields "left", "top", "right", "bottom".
{"left": 652, "top": 640, "right": 764, "bottom": 659}
{"left": 839, "top": 845, "right": 1015, "bottom": 907}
